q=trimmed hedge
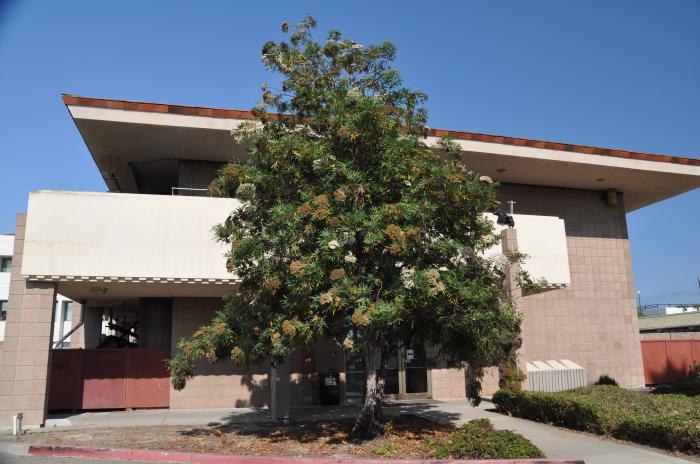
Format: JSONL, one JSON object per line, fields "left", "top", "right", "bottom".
{"left": 427, "top": 418, "right": 545, "bottom": 459}
{"left": 652, "top": 364, "right": 700, "bottom": 397}
{"left": 493, "top": 386, "right": 700, "bottom": 455}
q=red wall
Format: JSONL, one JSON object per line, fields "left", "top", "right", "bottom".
{"left": 48, "top": 348, "right": 170, "bottom": 411}
{"left": 641, "top": 340, "right": 700, "bottom": 384}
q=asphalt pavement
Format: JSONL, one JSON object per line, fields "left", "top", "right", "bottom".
{"left": 0, "top": 452, "right": 153, "bottom": 464}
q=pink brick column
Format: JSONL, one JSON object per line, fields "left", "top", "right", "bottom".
{"left": 500, "top": 228, "right": 522, "bottom": 301}
{"left": 0, "top": 214, "right": 57, "bottom": 429}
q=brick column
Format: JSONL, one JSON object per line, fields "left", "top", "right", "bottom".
{"left": 500, "top": 228, "right": 521, "bottom": 300}
{"left": 0, "top": 214, "right": 57, "bottom": 429}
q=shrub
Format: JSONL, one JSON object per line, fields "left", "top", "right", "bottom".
{"left": 493, "top": 388, "right": 608, "bottom": 434}
{"left": 428, "top": 419, "right": 544, "bottom": 459}
{"left": 371, "top": 443, "right": 395, "bottom": 456}
{"left": 499, "top": 361, "right": 527, "bottom": 392}
{"left": 594, "top": 375, "right": 618, "bottom": 386}
{"left": 652, "top": 363, "right": 700, "bottom": 396}
{"left": 493, "top": 385, "right": 700, "bottom": 455}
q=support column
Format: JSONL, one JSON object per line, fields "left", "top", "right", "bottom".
{"left": 500, "top": 227, "right": 526, "bottom": 389}
{"left": 83, "top": 306, "right": 103, "bottom": 349}
{"left": 269, "top": 359, "right": 290, "bottom": 422}
{"left": 0, "top": 213, "right": 57, "bottom": 429}
{"left": 68, "top": 302, "right": 86, "bottom": 349}
{"left": 500, "top": 228, "right": 521, "bottom": 300}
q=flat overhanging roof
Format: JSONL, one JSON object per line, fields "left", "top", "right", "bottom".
{"left": 63, "top": 94, "right": 700, "bottom": 212}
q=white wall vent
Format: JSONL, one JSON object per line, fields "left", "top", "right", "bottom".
{"left": 524, "top": 359, "right": 586, "bottom": 392}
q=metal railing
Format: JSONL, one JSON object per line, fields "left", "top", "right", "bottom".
{"left": 640, "top": 303, "right": 700, "bottom": 310}
{"left": 171, "top": 187, "right": 211, "bottom": 197}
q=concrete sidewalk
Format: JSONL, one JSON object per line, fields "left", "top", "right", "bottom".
{"left": 393, "top": 400, "right": 697, "bottom": 464}
{"left": 10, "top": 400, "right": 695, "bottom": 464}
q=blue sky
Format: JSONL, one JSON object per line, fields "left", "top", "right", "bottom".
{"left": 0, "top": 0, "right": 698, "bottom": 304}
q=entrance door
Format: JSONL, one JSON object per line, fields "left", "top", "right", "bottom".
{"left": 345, "top": 345, "right": 430, "bottom": 401}
{"left": 402, "top": 346, "right": 429, "bottom": 398}
{"left": 386, "top": 345, "right": 429, "bottom": 400}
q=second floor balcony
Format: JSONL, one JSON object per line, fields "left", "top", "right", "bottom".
{"left": 22, "top": 190, "right": 241, "bottom": 299}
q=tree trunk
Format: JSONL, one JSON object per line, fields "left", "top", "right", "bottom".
{"left": 351, "top": 339, "right": 385, "bottom": 439}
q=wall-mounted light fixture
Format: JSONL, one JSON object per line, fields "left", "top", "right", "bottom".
{"left": 494, "top": 211, "right": 515, "bottom": 228}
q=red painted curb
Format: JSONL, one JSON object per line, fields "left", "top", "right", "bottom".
{"left": 28, "top": 445, "right": 585, "bottom": 464}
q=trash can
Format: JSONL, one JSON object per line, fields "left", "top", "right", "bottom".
{"left": 318, "top": 372, "right": 340, "bottom": 406}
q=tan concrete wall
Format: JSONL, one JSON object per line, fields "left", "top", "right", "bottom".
{"left": 499, "top": 184, "right": 645, "bottom": 387}
{"left": 22, "top": 190, "right": 240, "bottom": 281}
{"left": 479, "top": 367, "right": 501, "bottom": 396}
{"left": 170, "top": 297, "right": 269, "bottom": 409}
{"left": 0, "top": 214, "right": 57, "bottom": 428}
{"left": 170, "top": 297, "right": 348, "bottom": 408}
{"left": 430, "top": 368, "right": 465, "bottom": 399}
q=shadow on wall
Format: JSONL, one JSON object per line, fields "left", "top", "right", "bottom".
{"left": 498, "top": 184, "right": 628, "bottom": 240}
{"left": 185, "top": 340, "right": 345, "bottom": 409}
{"left": 173, "top": 299, "right": 345, "bottom": 409}
{"left": 235, "top": 373, "right": 270, "bottom": 408}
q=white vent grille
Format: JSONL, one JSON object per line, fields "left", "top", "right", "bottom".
{"left": 524, "top": 359, "right": 586, "bottom": 392}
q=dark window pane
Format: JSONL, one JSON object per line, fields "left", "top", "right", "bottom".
{"left": 345, "top": 372, "right": 364, "bottom": 397}
{"left": 405, "top": 367, "right": 428, "bottom": 393}
{"left": 405, "top": 346, "right": 428, "bottom": 393}
{"left": 385, "top": 368, "right": 399, "bottom": 395}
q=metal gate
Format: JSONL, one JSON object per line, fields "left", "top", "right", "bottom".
{"left": 641, "top": 340, "right": 700, "bottom": 385}
{"left": 48, "top": 348, "right": 170, "bottom": 411}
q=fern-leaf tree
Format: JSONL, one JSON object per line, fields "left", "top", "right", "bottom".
{"left": 169, "top": 17, "right": 522, "bottom": 438}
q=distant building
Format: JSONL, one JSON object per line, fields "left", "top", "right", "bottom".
{"left": 0, "top": 234, "right": 76, "bottom": 346}
{"left": 640, "top": 304, "right": 700, "bottom": 317}
{"left": 639, "top": 312, "right": 700, "bottom": 333}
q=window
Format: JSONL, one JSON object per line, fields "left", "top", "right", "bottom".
{"left": 63, "top": 302, "right": 73, "bottom": 322}
{"left": 0, "top": 257, "right": 11, "bottom": 273}
{"left": 0, "top": 300, "right": 7, "bottom": 321}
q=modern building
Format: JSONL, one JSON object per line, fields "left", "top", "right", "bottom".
{"left": 1, "top": 94, "right": 700, "bottom": 429}
{"left": 639, "top": 312, "right": 700, "bottom": 333}
{"left": 640, "top": 304, "right": 700, "bottom": 317}
{"left": 0, "top": 234, "right": 76, "bottom": 347}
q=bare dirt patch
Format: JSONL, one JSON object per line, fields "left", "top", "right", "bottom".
{"left": 21, "top": 415, "right": 456, "bottom": 460}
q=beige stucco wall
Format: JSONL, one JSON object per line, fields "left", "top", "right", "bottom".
{"left": 486, "top": 214, "right": 571, "bottom": 286}
{"left": 499, "top": 184, "right": 645, "bottom": 387}
{"left": 22, "top": 191, "right": 240, "bottom": 281}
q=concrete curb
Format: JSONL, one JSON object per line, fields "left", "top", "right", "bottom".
{"left": 28, "top": 445, "right": 585, "bottom": 464}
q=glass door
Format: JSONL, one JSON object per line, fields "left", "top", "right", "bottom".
{"left": 384, "top": 351, "right": 400, "bottom": 396}
{"left": 344, "top": 344, "right": 430, "bottom": 402}
{"left": 403, "top": 345, "right": 429, "bottom": 397}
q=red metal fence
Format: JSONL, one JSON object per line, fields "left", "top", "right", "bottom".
{"left": 641, "top": 340, "right": 700, "bottom": 385}
{"left": 48, "top": 348, "right": 170, "bottom": 411}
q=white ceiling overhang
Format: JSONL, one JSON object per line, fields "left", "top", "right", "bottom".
{"left": 67, "top": 104, "right": 700, "bottom": 212}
